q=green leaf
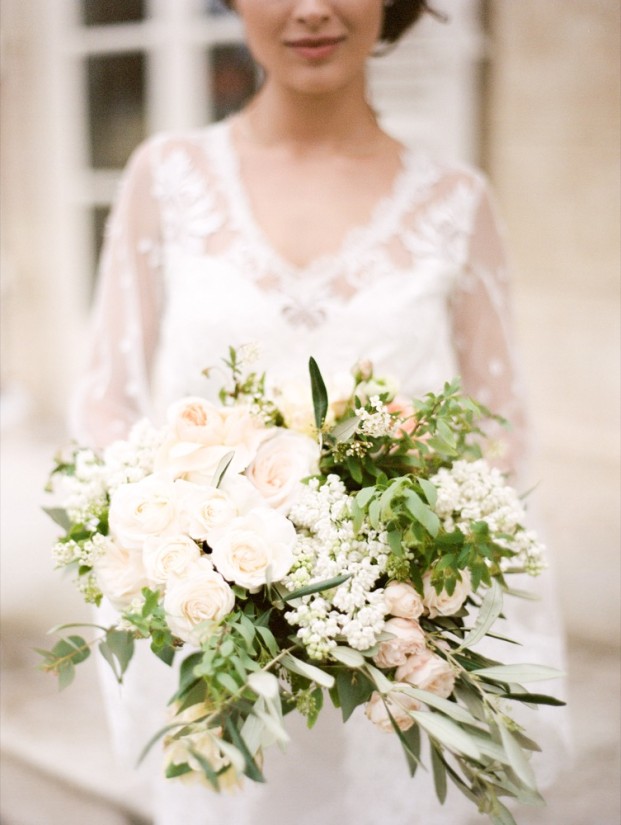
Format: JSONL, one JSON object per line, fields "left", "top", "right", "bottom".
{"left": 216, "top": 672, "right": 239, "bottom": 694}
{"left": 281, "top": 653, "right": 334, "bottom": 689}
{"left": 58, "top": 661, "right": 76, "bottom": 691}
{"left": 490, "top": 801, "right": 518, "bottom": 825}
{"left": 501, "top": 692, "right": 566, "bottom": 707}
{"left": 187, "top": 748, "right": 221, "bottom": 791}
{"left": 418, "top": 478, "right": 438, "bottom": 509}
{"left": 365, "top": 664, "right": 393, "bottom": 694}
{"left": 211, "top": 451, "right": 235, "bottom": 489}
{"left": 330, "top": 646, "right": 365, "bottom": 668}
{"left": 474, "top": 664, "right": 563, "bottom": 684}
{"left": 283, "top": 574, "right": 351, "bottom": 602}
{"left": 355, "top": 487, "right": 376, "bottom": 509}
{"left": 404, "top": 490, "right": 440, "bottom": 537}
{"left": 410, "top": 712, "right": 481, "bottom": 760}
{"left": 335, "top": 670, "right": 373, "bottom": 722}
{"left": 53, "top": 635, "right": 91, "bottom": 666}
{"left": 431, "top": 743, "right": 447, "bottom": 804}
{"left": 460, "top": 579, "right": 504, "bottom": 650}
{"left": 225, "top": 717, "right": 265, "bottom": 783}
{"left": 499, "top": 724, "right": 537, "bottom": 790}
{"left": 165, "top": 761, "right": 193, "bottom": 779}
{"left": 309, "top": 357, "right": 329, "bottom": 430}
{"left": 255, "top": 625, "right": 279, "bottom": 658}
{"left": 396, "top": 686, "right": 476, "bottom": 725}
{"left": 42, "top": 506, "right": 72, "bottom": 530}
{"left": 98, "top": 629, "right": 134, "bottom": 683}
{"left": 330, "top": 416, "right": 359, "bottom": 443}
{"left": 248, "top": 671, "right": 280, "bottom": 701}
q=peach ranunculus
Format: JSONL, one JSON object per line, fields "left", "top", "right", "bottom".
{"left": 108, "top": 476, "right": 182, "bottom": 550}
{"left": 245, "top": 430, "right": 320, "bottom": 513}
{"left": 383, "top": 581, "right": 425, "bottom": 620}
{"left": 364, "top": 686, "right": 422, "bottom": 732}
{"left": 92, "top": 535, "right": 149, "bottom": 610}
{"left": 164, "top": 557, "right": 235, "bottom": 643}
{"left": 373, "top": 617, "right": 427, "bottom": 669}
{"left": 210, "top": 508, "right": 296, "bottom": 590}
{"left": 395, "top": 649, "right": 456, "bottom": 699}
{"left": 422, "top": 570, "right": 472, "bottom": 618}
{"left": 142, "top": 533, "right": 202, "bottom": 589}
{"left": 386, "top": 396, "right": 418, "bottom": 437}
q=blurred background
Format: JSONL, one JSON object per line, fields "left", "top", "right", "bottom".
{"left": 1, "top": 0, "right": 619, "bottom": 823}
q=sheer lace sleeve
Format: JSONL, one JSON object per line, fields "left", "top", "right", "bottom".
{"left": 70, "top": 141, "right": 162, "bottom": 449}
{"left": 451, "top": 179, "right": 530, "bottom": 479}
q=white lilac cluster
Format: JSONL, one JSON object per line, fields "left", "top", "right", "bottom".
{"left": 57, "top": 448, "right": 108, "bottom": 529}
{"left": 285, "top": 475, "right": 390, "bottom": 659}
{"left": 102, "top": 418, "right": 164, "bottom": 493}
{"left": 430, "top": 459, "right": 546, "bottom": 575}
{"left": 355, "top": 395, "right": 393, "bottom": 438}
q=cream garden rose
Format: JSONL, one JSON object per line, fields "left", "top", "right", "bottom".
{"left": 245, "top": 431, "right": 320, "bottom": 513}
{"left": 167, "top": 397, "right": 225, "bottom": 445}
{"left": 108, "top": 477, "right": 181, "bottom": 550}
{"left": 396, "top": 649, "right": 456, "bottom": 699}
{"left": 373, "top": 617, "right": 427, "bottom": 669}
{"left": 423, "top": 569, "right": 472, "bottom": 618}
{"left": 210, "top": 508, "right": 296, "bottom": 590}
{"left": 93, "top": 535, "right": 149, "bottom": 610}
{"left": 142, "top": 534, "right": 201, "bottom": 589}
{"left": 164, "top": 557, "right": 235, "bottom": 643}
{"left": 364, "top": 686, "right": 422, "bottom": 732}
{"left": 384, "top": 581, "right": 425, "bottom": 620}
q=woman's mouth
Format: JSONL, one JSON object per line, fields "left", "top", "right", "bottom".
{"left": 284, "top": 36, "right": 346, "bottom": 62}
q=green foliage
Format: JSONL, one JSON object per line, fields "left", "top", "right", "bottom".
{"left": 308, "top": 357, "right": 329, "bottom": 431}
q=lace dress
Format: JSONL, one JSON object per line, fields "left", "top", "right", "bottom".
{"left": 72, "top": 120, "right": 567, "bottom": 825}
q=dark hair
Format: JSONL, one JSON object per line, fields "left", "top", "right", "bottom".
{"left": 381, "top": 1, "right": 444, "bottom": 44}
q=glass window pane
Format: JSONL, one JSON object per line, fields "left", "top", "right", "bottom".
{"left": 91, "top": 205, "right": 111, "bottom": 294}
{"left": 87, "top": 53, "right": 146, "bottom": 169}
{"left": 209, "top": 45, "right": 257, "bottom": 121}
{"left": 82, "top": 0, "right": 145, "bottom": 26}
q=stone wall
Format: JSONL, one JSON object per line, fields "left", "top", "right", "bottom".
{"left": 485, "top": 0, "right": 620, "bottom": 642}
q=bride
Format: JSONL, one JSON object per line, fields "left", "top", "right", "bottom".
{"left": 72, "top": 1, "right": 567, "bottom": 823}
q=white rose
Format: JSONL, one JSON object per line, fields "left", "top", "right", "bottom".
{"left": 108, "top": 476, "right": 181, "bottom": 550}
{"left": 175, "top": 476, "right": 263, "bottom": 542}
{"left": 164, "top": 558, "right": 235, "bottom": 643}
{"left": 357, "top": 375, "right": 399, "bottom": 404}
{"left": 364, "top": 686, "right": 422, "bottom": 732}
{"left": 373, "top": 617, "right": 427, "bottom": 669}
{"left": 93, "top": 535, "right": 149, "bottom": 611}
{"left": 384, "top": 581, "right": 425, "bottom": 620}
{"left": 210, "top": 508, "right": 296, "bottom": 590}
{"left": 167, "top": 397, "right": 225, "bottom": 445}
{"left": 245, "top": 430, "right": 320, "bottom": 513}
{"left": 423, "top": 570, "right": 472, "bottom": 618}
{"left": 154, "top": 441, "right": 239, "bottom": 484}
{"left": 396, "top": 650, "right": 456, "bottom": 699}
{"left": 143, "top": 534, "right": 202, "bottom": 588}
{"left": 221, "top": 405, "right": 268, "bottom": 456}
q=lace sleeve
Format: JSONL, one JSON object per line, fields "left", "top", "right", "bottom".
{"left": 451, "top": 179, "right": 530, "bottom": 479}
{"left": 70, "top": 141, "right": 162, "bottom": 449}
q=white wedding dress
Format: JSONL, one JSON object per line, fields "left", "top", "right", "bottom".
{"left": 72, "top": 120, "right": 569, "bottom": 825}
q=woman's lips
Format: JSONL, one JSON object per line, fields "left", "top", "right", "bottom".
{"left": 285, "top": 37, "right": 346, "bottom": 61}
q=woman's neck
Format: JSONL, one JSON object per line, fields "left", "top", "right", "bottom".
{"left": 237, "top": 77, "right": 387, "bottom": 157}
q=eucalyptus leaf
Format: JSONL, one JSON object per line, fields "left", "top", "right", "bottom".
{"left": 309, "top": 357, "right": 329, "bottom": 430}
{"left": 502, "top": 691, "right": 566, "bottom": 707}
{"left": 418, "top": 478, "right": 438, "bottom": 509}
{"left": 187, "top": 747, "right": 221, "bottom": 791}
{"left": 335, "top": 669, "right": 373, "bottom": 722}
{"left": 225, "top": 717, "right": 266, "bottom": 783}
{"left": 364, "top": 664, "right": 393, "bottom": 694}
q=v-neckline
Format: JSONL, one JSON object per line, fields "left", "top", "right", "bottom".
{"left": 211, "top": 119, "right": 428, "bottom": 279}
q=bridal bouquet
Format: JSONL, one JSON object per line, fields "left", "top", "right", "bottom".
{"left": 41, "top": 346, "right": 561, "bottom": 824}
